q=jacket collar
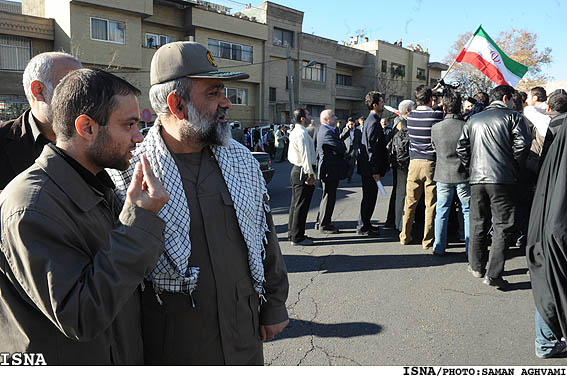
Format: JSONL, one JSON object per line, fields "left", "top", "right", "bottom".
{"left": 35, "top": 144, "right": 108, "bottom": 212}
{"left": 488, "top": 100, "right": 510, "bottom": 110}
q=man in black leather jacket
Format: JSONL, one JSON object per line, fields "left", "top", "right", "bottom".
{"left": 457, "top": 85, "right": 531, "bottom": 289}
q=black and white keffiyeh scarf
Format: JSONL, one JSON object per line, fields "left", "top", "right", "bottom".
{"left": 107, "top": 119, "right": 269, "bottom": 297}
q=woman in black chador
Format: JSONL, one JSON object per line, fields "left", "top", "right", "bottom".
{"left": 526, "top": 116, "right": 567, "bottom": 359}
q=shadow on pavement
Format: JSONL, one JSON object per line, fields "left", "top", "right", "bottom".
{"left": 271, "top": 318, "right": 383, "bottom": 341}
{"left": 503, "top": 267, "right": 529, "bottom": 276}
{"left": 270, "top": 187, "right": 357, "bottom": 215}
{"left": 500, "top": 281, "right": 532, "bottom": 292}
{"left": 273, "top": 220, "right": 404, "bottom": 238}
{"left": 283, "top": 252, "right": 468, "bottom": 274}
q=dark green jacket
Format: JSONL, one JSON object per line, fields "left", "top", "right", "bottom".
{"left": 0, "top": 145, "right": 165, "bottom": 365}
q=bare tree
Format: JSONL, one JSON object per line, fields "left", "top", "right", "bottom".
{"left": 444, "top": 29, "right": 552, "bottom": 94}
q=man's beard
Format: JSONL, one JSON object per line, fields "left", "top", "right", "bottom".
{"left": 179, "top": 102, "right": 231, "bottom": 147}
{"left": 88, "top": 127, "right": 133, "bottom": 171}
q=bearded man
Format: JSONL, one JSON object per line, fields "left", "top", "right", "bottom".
{"left": 108, "top": 42, "right": 289, "bottom": 365}
{"left": 0, "top": 68, "right": 169, "bottom": 364}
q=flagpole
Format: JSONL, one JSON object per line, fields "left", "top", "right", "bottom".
{"left": 433, "top": 28, "right": 478, "bottom": 91}
{"left": 432, "top": 57, "right": 458, "bottom": 91}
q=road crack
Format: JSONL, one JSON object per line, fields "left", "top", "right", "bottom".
{"left": 287, "top": 249, "right": 333, "bottom": 313}
{"left": 316, "top": 344, "right": 362, "bottom": 366}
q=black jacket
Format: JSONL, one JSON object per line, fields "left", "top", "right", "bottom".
{"left": 0, "top": 110, "right": 49, "bottom": 191}
{"left": 357, "top": 112, "right": 389, "bottom": 176}
{"left": 317, "top": 124, "right": 347, "bottom": 182}
{"left": 390, "top": 119, "right": 410, "bottom": 171}
{"left": 456, "top": 102, "right": 531, "bottom": 185}
{"left": 339, "top": 126, "right": 362, "bottom": 158}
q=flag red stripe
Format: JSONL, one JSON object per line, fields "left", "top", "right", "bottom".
{"left": 456, "top": 51, "right": 508, "bottom": 86}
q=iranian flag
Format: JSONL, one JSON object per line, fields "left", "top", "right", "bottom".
{"left": 456, "top": 25, "right": 529, "bottom": 87}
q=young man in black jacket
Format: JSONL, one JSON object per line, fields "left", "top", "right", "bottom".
{"left": 457, "top": 85, "right": 531, "bottom": 289}
{"left": 356, "top": 91, "right": 389, "bottom": 236}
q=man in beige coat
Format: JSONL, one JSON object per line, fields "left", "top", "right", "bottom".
{"left": 0, "top": 69, "right": 169, "bottom": 365}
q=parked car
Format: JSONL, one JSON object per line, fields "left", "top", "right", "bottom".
{"left": 252, "top": 151, "right": 275, "bottom": 185}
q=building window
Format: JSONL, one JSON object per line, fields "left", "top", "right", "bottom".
{"left": 302, "top": 61, "right": 326, "bottom": 82}
{"left": 269, "top": 87, "right": 276, "bottom": 103}
{"left": 336, "top": 74, "right": 352, "bottom": 87}
{"left": 90, "top": 17, "right": 125, "bottom": 44}
{"left": 417, "top": 68, "right": 426, "bottom": 80}
{"left": 225, "top": 87, "right": 248, "bottom": 105}
{"left": 0, "top": 35, "right": 31, "bottom": 71}
{"left": 208, "top": 39, "right": 253, "bottom": 63}
{"left": 390, "top": 62, "right": 405, "bottom": 78}
{"left": 145, "top": 33, "right": 172, "bottom": 48}
{"left": 273, "top": 27, "right": 293, "bottom": 47}
{"left": 381, "top": 60, "right": 387, "bottom": 73}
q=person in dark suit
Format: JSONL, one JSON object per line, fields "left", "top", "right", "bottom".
{"left": 357, "top": 91, "right": 389, "bottom": 236}
{"left": 316, "top": 109, "right": 346, "bottom": 233}
{"left": 339, "top": 117, "right": 362, "bottom": 182}
{"left": 0, "top": 52, "right": 82, "bottom": 191}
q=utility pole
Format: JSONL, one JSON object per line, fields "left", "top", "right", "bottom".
{"left": 286, "top": 42, "right": 295, "bottom": 122}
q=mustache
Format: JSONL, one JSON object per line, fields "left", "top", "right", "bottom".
{"left": 213, "top": 107, "right": 228, "bottom": 122}
{"left": 181, "top": 103, "right": 231, "bottom": 146}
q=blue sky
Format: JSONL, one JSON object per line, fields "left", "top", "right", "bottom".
{"left": 11, "top": 0, "right": 563, "bottom": 80}
{"left": 261, "top": 0, "right": 564, "bottom": 81}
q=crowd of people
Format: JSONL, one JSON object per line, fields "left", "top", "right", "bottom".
{"left": 283, "top": 83, "right": 567, "bottom": 359}
{"left": 1, "top": 40, "right": 567, "bottom": 364}
{"left": 0, "top": 42, "right": 289, "bottom": 365}
{"left": 231, "top": 122, "right": 293, "bottom": 163}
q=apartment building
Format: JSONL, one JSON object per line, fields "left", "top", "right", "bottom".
{"left": 21, "top": 0, "right": 267, "bottom": 126}
{"left": 243, "top": 2, "right": 443, "bottom": 123}
{"left": 13, "top": 0, "right": 445, "bottom": 126}
{"left": 0, "top": 0, "right": 53, "bottom": 121}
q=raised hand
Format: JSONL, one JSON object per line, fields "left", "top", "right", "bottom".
{"left": 125, "top": 154, "right": 169, "bottom": 214}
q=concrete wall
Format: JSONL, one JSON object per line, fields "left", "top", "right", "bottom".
{"left": 0, "top": 9, "right": 54, "bottom": 102}
{"left": 69, "top": 3, "right": 142, "bottom": 68}
{"left": 351, "top": 39, "right": 433, "bottom": 100}
{"left": 0, "top": 10, "right": 53, "bottom": 39}
{"left": 72, "top": 0, "right": 153, "bottom": 16}
{"left": 21, "top": 0, "right": 45, "bottom": 17}
{"left": 35, "top": 0, "right": 72, "bottom": 54}
{"left": 191, "top": 7, "right": 267, "bottom": 41}
{"left": 145, "top": 3, "right": 184, "bottom": 29}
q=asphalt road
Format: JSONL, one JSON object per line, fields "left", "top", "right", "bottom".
{"left": 262, "top": 160, "right": 567, "bottom": 366}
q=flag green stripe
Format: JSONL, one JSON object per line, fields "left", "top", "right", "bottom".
{"left": 474, "top": 26, "right": 529, "bottom": 78}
